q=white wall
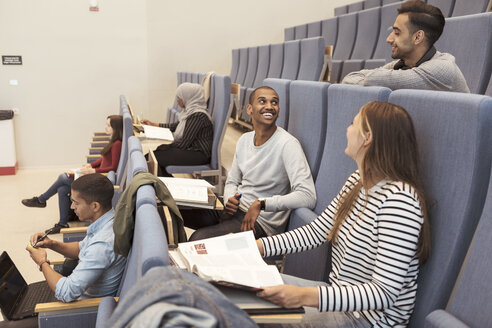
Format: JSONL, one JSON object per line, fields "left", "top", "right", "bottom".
{"left": 0, "top": 0, "right": 351, "bottom": 168}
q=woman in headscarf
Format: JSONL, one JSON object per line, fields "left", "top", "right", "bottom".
{"left": 143, "top": 83, "right": 213, "bottom": 176}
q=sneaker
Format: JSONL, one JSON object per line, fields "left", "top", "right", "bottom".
{"left": 21, "top": 197, "right": 46, "bottom": 208}
{"left": 45, "top": 223, "right": 69, "bottom": 234}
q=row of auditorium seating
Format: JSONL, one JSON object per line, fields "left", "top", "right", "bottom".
{"left": 333, "top": 0, "right": 491, "bottom": 18}
{"left": 44, "top": 79, "right": 492, "bottom": 327}
{"left": 260, "top": 79, "right": 492, "bottom": 327}
{"left": 284, "top": 4, "right": 492, "bottom": 95}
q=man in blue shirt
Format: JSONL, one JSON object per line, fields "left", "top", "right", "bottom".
{"left": 26, "top": 173, "right": 126, "bottom": 302}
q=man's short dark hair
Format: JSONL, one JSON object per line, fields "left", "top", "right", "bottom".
{"left": 398, "top": 0, "right": 445, "bottom": 47}
{"left": 71, "top": 173, "right": 113, "bottom": 211}
{"left": 249, "top": 86, "right": 279, "bottom": 105}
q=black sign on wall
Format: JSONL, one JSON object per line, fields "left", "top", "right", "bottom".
{"left": 2, "top": 56, "right": 22, "bottom": 65}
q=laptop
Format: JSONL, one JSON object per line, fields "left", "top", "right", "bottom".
{"left": 0, "top": 251, "right": 57, "bottom": 320}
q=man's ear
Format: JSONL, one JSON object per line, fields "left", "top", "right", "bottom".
{"left": 246, "top": 104, "right": 253, "bottom": 116}
{"left": 91, "top": 201, "right": 102, "bottom": 213}
{"left": 414, "top": 30, "right": 425, "bottom": 45}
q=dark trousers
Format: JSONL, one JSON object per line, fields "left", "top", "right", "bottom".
{"left": 153, "top": 145, "right": 209, "bottom": 177}
{"left": 183, "top": 209, "right": 268, "bottom": 241}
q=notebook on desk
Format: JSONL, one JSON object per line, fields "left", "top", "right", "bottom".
{"left": 0, "top": 251, "right": 57, "bottom": 320}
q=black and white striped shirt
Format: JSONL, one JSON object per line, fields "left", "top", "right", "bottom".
{"left": 261, "top": 171, "right": 423, "bottom": 327}
{"left": 160, "top": 112, "right": 213, "bottom": 157}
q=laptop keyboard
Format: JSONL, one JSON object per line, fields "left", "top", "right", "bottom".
{"left": 17, "top": 281, "right": 57, "bottom": 316}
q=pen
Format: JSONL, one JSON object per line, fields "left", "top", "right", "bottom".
{"left": 33, "top": 229, "right": 52, "bottom": 247}
{"left": 236, "top": 194, "right": 242, "bottom": 200}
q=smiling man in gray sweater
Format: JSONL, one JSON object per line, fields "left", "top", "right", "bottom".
{"left": 188, "top": 86, "right": 316, "bottom": 241}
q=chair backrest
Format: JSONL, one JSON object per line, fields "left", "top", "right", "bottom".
{"left": 387, "top": 90, "right": 492, "bottom": 328}
{"left": 117, "top": 185, "right": 169, "bottom": 298}
{"left": 334, "top": 4, "right": 348, "bottom": 16}
{"left": 441, "top": 165, "right": 492, "bottom": 327}
{"left": 348, "top": 0, "right": 364, "bottom": 12}
{"left": 280, "top": 40, "right": 301, "bottom": 80}
{"left": 332, "top": 12, "right": 358, "bottom": 60}
{"left": 287, "top": 81, "right": 329, "bottom": 181}
{"left": 284, "top": 26, "right": 295, "bottom": 41}
{"left": 371, "top": 2, "right": 401, "bottom": 61}
{"left": 307, "top": 21, "right": 321, "bottom": 38}
{"left": 242, "top": 47, "right": 258, "bottom": 89}
{"left": 235, "top": 48, "right": 249, "bottom": 85}
{"left": 452, "top": 0, "right": 489, "bottom": 16}
{"left": 321, "top": 17, "right": 338, "bottom": 49}
{"left": 294, "top": 24, "right": 308, "bottom": 40}
{"left": 230, "top": 49, "right": 240, "bottom": 83}
{"left": 252, "top": 45, "right": 270, "bottom": 88}
{"left": 115, "top": 110, "right": 133, "bottom": 186}
{"left": 365, "top": 0, "right": 382, "bottom": 9}
{"left": 119, "top": 95, "right": 127, "bottom": 115}
{"left": 125, "top": 144, "right": 148, "bottom": 186}
{"left": 127, "top": 135, "right": 142, "bottom": 155}
{"left": 297, "top": 37, "right": 325, "bottom": 81}
{"left": 263, "top": 78, "right": 291, "bottom": 130}
{"left": 209, "top": 75, "right": 232, "bottom": 170}
{"left": 267, "top": 43, "right": 284, "bottom": 79}
{"left": 434, "top": 12, "right": 492, "bottom": 94}
{"left": 382, "top": 0, "right": 401, "bottom": 4}
{"left": 427, "top": 0, "right": 455, "bottom": 17}
{"left": 350, "top": 7, "right": 381, "bottom": 59}
{"left": 486, "top": 76, "right": 492, "bottom": 97}
{"left": 283, "top": 84, "right": 391, "bottom": 281}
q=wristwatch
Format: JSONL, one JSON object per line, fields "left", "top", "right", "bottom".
{"left": 259, "top": 199, "right": 266, "bottom": 211}
{"left": 38, "top": 260, "right": 50, "bottom": 271}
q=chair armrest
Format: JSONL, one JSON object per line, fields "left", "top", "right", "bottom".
{"left": 424, "top": 310, "right": 469, "bottom": 328}
{"left": 95, "top": 297, "right": 119, "bottom": 328}
{"left": 50, "top": 258, "right": 66, "bottom": 265}
{"left": 35, "top": 297, "right": 118, "bottom": 313}
{"left": 161, "top": 206, "right": 174, "bottom": 245}
{"left": 60, "top": 227, "right": 88, "bottom": 234}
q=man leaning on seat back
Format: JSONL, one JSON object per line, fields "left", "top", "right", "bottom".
{"left": 342, "top": 0, "right": 470, "bottom": 93}
{"left": 186, "top": 86, "right": 316, "bottom": 241}
{"left": 26, "top": 173, "right": 126, "bottom": 303}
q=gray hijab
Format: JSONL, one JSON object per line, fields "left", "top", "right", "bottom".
{"left": 174, "top": 83, "right": 212, "bottom": 142}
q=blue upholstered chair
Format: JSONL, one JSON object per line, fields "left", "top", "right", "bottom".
{"left": 364, "top": 0, "right": 382, "bottom": 9}
{"left": 330, "top": 12, "right": 358, "bottom": 82}
{"left": 364, "top": 1, "right": 401, "bottom": 69}
{"left": 229, "top": 49, "right": 240, "bottom": 83}
{"left": 307, "top": 21, "right": 321, "bottom": 38}
{"left": 284, "top": 26, "right": 295, "bottom": 41}
{"left": 382, "top": 0, "right": 402, "bottom": 4}
{"left": 294, "top": 23, "right": 308, "bottom": 40}
{"left": 283, "top": 84, "right": 391, "bottom": 281}
{"left": 339, "top": 6, "right": 381, "bottom": 80}
{"left": 486, "top": 76, "right": 492, "bottom": 97}
{"left": 280, "top": 40, "right": 301, "bottom": 80}
{"left": 348, "top": 0, "right": 364, "bottom": 12}
{"left": 424, "top": 164, "right": 492, "bottom": 327}
{"left": 434, "top": 12, "right": 492, "bottom": 94}
{"left": 262, "top": 78, "right": 291, "bottom": 130}
{"left": 239, "top": 47, "right": 259, "bottom": 123}
{"left": 267, "top": 42, "right": 284, "bottom": 79}
{"left": 243, "top": 45, "right": 271, "bottom": 123}
{"left": 166, "top": 75, "right": 232, "bottom": 195}
{"left": 297, "top": 37, "right": 325, "bottom": 81}
{"left": 334, "top": 4, "right": 348, "bottom": 16}
{"left": 427, "top": 0, "right": 455, "bottom": 17}
{"left": 235, "top": 48, "right": 249, "bottom": 86}
{"left": 287, "top": 81, "right": 329, "bottom": 181}
{"left": 321, "top": 17, "right": 338, "bottom": 49}
{"left": 451, "top": 0, "right": 490, "bottom": 16}
{"left": 387, "top": 90, "right": 492, "bottom": 327}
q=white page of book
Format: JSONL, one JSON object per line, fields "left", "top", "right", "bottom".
{"left": 142, "top": 124, "right": 174, "bottom": 141}
{"left": 159, "top": 177, "right": 213, "bottom": 204}
{"left": 177, "top": 231, "right": 283, "bottom": 288}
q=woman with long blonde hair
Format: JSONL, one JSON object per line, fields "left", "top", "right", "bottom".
{"left": 257, "top": 101, "right": 429, "bottom": 327}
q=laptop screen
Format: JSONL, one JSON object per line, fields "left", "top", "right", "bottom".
{"left": 0, "top": 251, "right": 27, "bottom": 319}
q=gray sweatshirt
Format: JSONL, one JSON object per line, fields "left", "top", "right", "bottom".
{"left": 342, "top": 51, "right": 470, "bottom": 93}
{"left": 224, "top": 127, "right": 316, "bottom": 236}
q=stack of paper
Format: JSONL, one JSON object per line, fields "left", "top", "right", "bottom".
{"left": 159, "top": 177, "right": 214, "bottom": 204}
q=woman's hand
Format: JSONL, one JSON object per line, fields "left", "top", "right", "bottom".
{"left": 141, "top": 119, "right": 158, "bottom": 127}
{"left": 80, "top": 166, "right": 96, "bottom": 174}
{"left": 257, "top": 285, "right": 319, "bottom": 308}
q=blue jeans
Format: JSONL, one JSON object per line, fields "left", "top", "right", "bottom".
{"left": 260, "top": 274, "right": 371, "bottom": 328}
{"left": 38, "top": 173, "right": 73, "bottom": 225}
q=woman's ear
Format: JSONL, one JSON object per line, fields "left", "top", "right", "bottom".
{"left": 363, "top": 131, "right": 373, "bottom": 147}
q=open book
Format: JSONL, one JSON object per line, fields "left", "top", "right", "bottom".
{"left": 141, "top": 124, "right": 174, "bottom": 142}
{"left": 169, "top": 231, "right": 283, "bottom": 290}
{"left": 159, "top": 177, "right": 214, "bottom": 205}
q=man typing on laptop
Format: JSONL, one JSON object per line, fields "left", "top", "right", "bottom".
{"left": 25, "top": 174, "right": 126, "bottom": 302}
